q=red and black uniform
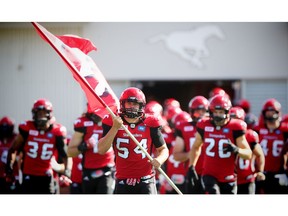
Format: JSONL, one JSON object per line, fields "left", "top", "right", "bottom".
{"left": 0, "top": 133, "right": 19, "bottom": 193}
{"left": 254, "top": 121, "right": 288, "bottom": 194}
{"left": 102, "top": 114, "right": 166, "bottom": 194}
{"left": 236, "top": 129, "right": 259, "bottom": 194}
{"left": 16, "top": 121, "right": 67, "bottom": 194}
{"left": 70, "top": 154, "right": 83, "bottom": 194}
{"left": 74, "top": 115, "right": 115, "bottom": 194}
{"left": 164, "top": 131, "right": 187, "bottom": 194}
{"left": 197, "top": 118, "right": 246, "bottom": 194}
{"left": 175, "top": 120, "right": 205, "bottom": 194}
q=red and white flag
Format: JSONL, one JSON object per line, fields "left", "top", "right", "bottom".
{"left": 32, "top": 22, "right": 119, "bottom": 119}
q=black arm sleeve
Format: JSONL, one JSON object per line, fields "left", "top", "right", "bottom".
{"left": 102, "top": 123, "right": 112, "bottom": 137}
{"left": 233, "top": 130, "right": 246, "bottom": 141}
{"left": 56, "top": 136, "right": 67, "bottom": 158}
{"left": 197, "top": 127, "right": 204, "bottom": 140}
{"left": 74, "top": 126, "right": 87, "bottom": 134}
{"left": 249, "top": 141, "right": 257, "bottom": 151}
{"left": 175, "top": 128, "right": 183, "bottom": 138}
{"left": 150, "top": 127, "right": 166, "bottom": 148}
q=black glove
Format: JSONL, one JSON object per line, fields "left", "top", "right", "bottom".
{"left": 5, "top": 163, "right": 15, "bottom": 183}
{"left": 223, "top": 142, "right": 239, "bottom": 154}
{"left": 187, "top": 166, "right": 199, "bottom": 188}
{"left": 77, "top": 142, "right": 88, "bottom": 153}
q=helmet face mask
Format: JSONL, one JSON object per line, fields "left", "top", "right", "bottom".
{"left": 0, "top": 117, "right": 14, "bottom": 138}
{"left": 263, "top": 110, "right": 279, "bottom": 123}
{"left": 188, "top": 96, "right": 209, "bottom": 122}
{"left": 209, "top": 95, "right": 232, "bottom": 126}
{"left": 32, "top": 99, "right": 53, "bottom": 129}
{"left": 261, "top": 98, "right": 281, "bottom": 123}
{"left": 119, "top": 87, "right": 146, "bottom": 119}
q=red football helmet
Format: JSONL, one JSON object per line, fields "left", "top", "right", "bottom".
{"left": 171, "top": 111, "right": 192, "bottom": 126}
{"left": 209, "top": 95, "right": 232, "bottom": 113}
{"left": 261, "top": 98, "right": 281, "bottom": 122}
{"left": 164, "top": 98, "right": 180, "bottom": 109}
{"left": 229, "top": 106, "right": 245, "bottom": 121}
{"left": 209, "top": 94, "right": 232, "bottom": 124}
{"left": 145, "top": 101, "right": 163, "bottom": 116}
{"left": 209, "top": 87, "right": 226, "bottom": 98}
{"left": 0, "top": 116, "right": 15, "bottom": 137}
{"left": 188, "top": 96, "right": 209, "bottom": 121}
{"left": 32, "top": 98, "right": 53, "bottom": 127}
{"left": 163, "top": 105, "right": 182, "bottom": 121}
{"left": 236, "top": 99, "right": 250, "bottom": 113}
{"left": 119, "top": 87, "right": 146, "bottom": 118}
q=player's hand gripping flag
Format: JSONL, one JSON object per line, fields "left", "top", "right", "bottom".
{"left": 32, "top": 22, "right": 119, "bottom": 119}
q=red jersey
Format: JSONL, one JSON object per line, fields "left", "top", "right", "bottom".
{"left": 163, "top": 130, "right": 186, "bottom": 185}
{"left": 175, "top": 121, "right": 204, "bottom": 175}
{"left": 197, "top": 118, "right": 246, "bottom": 182}
{"left": 102, "top": 114, "right": 165, "bottom": 179}
{"left": 71, "top": 154, "right": 83, "bottom": 183}
{"left": 73, "top": 116, "right": 115, "bottom": 169}
{"left": 254, "top": 122, "right": 288, "bottom": 172}
{"left": 236, "top": 129, "right": 259, "bottom": 184}
{"left": 19, "top": 121, "right": 67, "bottom": 176}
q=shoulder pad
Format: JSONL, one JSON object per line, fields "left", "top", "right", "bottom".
{"left": 52, "top": 124, "right": 67, "bottom": 136}
{"left": 229, "top": 119, "right": 247, "bottom": 131}
{"left": 143, "top": 115, "right": 162, "bottom": 127}
{"left": 245, "top": 129, "right": 259, "bottom": 143}
{"left": 280, "top": 122, "right": 288, "bottom": 132}
{"left": 19, "top": 120, "right": 34, "bottom": 131}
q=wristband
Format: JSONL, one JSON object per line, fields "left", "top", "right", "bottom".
{"left": 77, "top": 142, "right": 87, "bottom": 152}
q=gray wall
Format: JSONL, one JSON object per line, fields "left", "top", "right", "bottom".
{"left": 1, "top": 22, "right": 288, "bottom": 132}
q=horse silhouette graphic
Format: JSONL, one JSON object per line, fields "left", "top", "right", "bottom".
{"left": 149, "top": 25, "right": 225, "bottom": 68}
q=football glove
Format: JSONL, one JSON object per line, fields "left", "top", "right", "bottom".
{"left": 223, "top": 142, "right": 239, "bottom": 154}
{"left": 274, "top": 174, "right": 288, "bottom": 186}
{"left": 5, "top": 163, "right": 15, "bottom": 183}
{"left": 77, "top": 137, "right": 97, "bottom": 152}
{"left": 187, "top": 166, "right": 199, "bottom": 188}
{"left": 59, "top": 175, "right": 72, "bottom": 187}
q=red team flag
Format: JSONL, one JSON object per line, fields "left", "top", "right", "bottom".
{"left": 32, "top": 22, "right": 183, "bottom": 194}
{"left": 32, "top": 22, "right": 119, "bottom": 119}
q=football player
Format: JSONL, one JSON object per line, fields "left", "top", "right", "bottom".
{"left": 254, "top": 98, "right": 288, "bottom": 194}
{"left": 5, "top": 99, "right": 68, "bottom": 194}
{"left": 98, "top": 87, "right": 169, "bottom": 194}
{"left": 229, "top": 106, "right": 265, "bottom": 194}
{"left": 188, "top": 94, "right": 252, "bottom": 194}
{"left": 173, "top": 96, "right": 209, "bottom": 194}
{"left": 67, "top": 106, "right": 115, "bottom": 194}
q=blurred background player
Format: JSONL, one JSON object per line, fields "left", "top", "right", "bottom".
{"left": 161, "top": 110, "right": 191, "bottom": 194}
{"left": 5, "top": 98, "right": 68, "bottom": 194}
{"left": 236, "top": 98, "right": 258, "bottom": 130}
{"left": 163, "top": 98, "right": 182, "bottom": 129}
{"left": 188, "top": 94, "right": 252, "bottom": 194}
{"left": 229, "top": 106, "right": 265, "bottom": 194}
{"left": 98, "top": 87, "right": 169, "bottom": 194}
{"left": 173, "top": 95, "right": 209, "bottom": 194}
{"left": 67, "top": 106, "right": 115, "bottom": 194}
{"left": 254, "top": 98, "right": 288, "bottom": 194}
{"left": 0, "top": 116, "right": 21, "bottom": 193}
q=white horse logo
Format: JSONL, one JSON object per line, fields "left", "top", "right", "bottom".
{"left": 149, "top": 25, "right": 225, "bottom": 68}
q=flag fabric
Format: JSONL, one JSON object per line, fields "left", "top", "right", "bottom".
{"left": 32, "top": 22, "right": 119, "bottom": 119}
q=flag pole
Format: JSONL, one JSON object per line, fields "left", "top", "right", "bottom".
{"left": 32, "top": 22, "right": 183, "bottom": 195}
